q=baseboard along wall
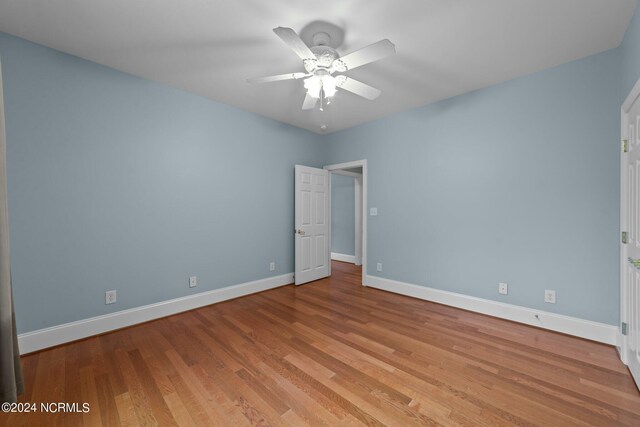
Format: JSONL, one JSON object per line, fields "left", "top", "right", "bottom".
{"left": 331, "top": 252, "right": 357, "bottom": 264}
{"left": 18, "top": 270, "right": 618, "bottom": 354}
{"left": 18, "top": 273, "right": 294, "bottom": 354}
{"left": 365, "top": 275, "right": 619, "bottom": 346}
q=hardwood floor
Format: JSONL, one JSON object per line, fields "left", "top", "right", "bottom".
{"left": 2, "top": 261, "right": 639, "bottom": 426}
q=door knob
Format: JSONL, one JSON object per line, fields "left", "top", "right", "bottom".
{"left": 295, "top": 229, "right": 306, "bottom": 235}
{"left": 628, "top": 257, "right": 640, "bottom": 268}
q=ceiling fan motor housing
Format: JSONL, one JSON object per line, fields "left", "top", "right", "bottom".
{"left": 306, "top": 29, "right": 347, "bottom": 73}
{"left": 310, "top": 46, "right": 339, "bottom": 68}
{"left": 307, "top": 45, "right": 346, "bottom": 73}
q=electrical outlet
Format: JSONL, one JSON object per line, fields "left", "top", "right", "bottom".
{"left": 544, "top": 289, "right": 556, "bottom": 304}
{"left": 269, "top": 262, "right": 275, "bottom": 272}
{"left": 105, "top": 290, "right": 116, "bottom": 305}
{"left": 498, "top": 282, "right": 508, "bottom": 295}
{"left": 189, "top": 276, "right": 197, "bottom": 288}
{"left": 370, "top": 207, "right": 378, "bottom": 216}
{"left": 377, "top": 262, "right": 383, "bottom": 271}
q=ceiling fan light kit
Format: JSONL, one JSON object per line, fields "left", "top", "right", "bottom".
{"left": 247, "top": 23, "right": 395, "bottom": 112}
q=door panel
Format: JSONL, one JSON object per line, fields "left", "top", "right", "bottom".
{"left": 317, "top": 194, "right": 326, "bottom": 222}
{"left": 301, "top": 191, "right": 311, "bottom": 225}
{"left": 624, "top": 89, "right": 640, "bottom": 387}
{"left": 295, "top": 165, "right": 329, "bottom": 285}
{"left": 635, "top": 272, "right": 639, "bottom": 365}
{"left": 632, "top": 271, "right": 635, "bottom": 358}
{"left": 315, "top": 235, "right": 326, "bottom": 267}
{"left": 301, "top": 236, "right": 311, "bottom": 271}
{"left": 630, "top": 165, "right": 635, "bottom": 246}
{"left": 636, "top": 160, "right": 640, "bottom": 246}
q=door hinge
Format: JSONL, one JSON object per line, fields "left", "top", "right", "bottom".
{"left": 623, "top": 139, "right": 629, "bottom": 153}
{"left": 622, "top": 322, "right": 628, "bottom": 336}
{"left": 622, "top": 231, "right": 629, "bottom": 244}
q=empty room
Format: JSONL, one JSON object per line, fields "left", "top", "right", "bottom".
{"left": 1, "top": 0, "right": 640, "bottom": 425}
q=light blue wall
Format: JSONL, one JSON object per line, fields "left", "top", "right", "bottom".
{"left": 326, "top": 48, "right": 622, "bottom": 325}
{"left": 0, "top": 33, "right": 325, "bottom": 333}
{"left": 5, "top": 6, "right": 640, "bottom": 334}
{"left": 622, "top": 2, "right": 640, "bottom": 100}
{"left": 331, "top": 174, "right": 355, "bottom": 256}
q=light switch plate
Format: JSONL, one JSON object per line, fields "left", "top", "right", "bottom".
{"left": 370, "top": 207, "right": 378, "bottom": 216}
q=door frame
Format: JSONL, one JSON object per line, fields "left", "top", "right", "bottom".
{"left": 324, "top": 160, "right": 368, "bottom": 286}
{"left": 620, "top": 76, "right": 640, "bottom": 364}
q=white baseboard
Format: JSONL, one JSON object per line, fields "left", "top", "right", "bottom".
{"left": 18, "top": 273, "right": 294, "bottom": 354}
{"left": 617, "top": 332, "right": 627, "bottom": 365}
{"left": 365, "top": 275, "right": 618, "bottom": 345}
{"left": 331, "top": 252, "right": 357, "bottom": 264}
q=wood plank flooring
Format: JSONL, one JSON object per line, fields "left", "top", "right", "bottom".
{"left": 2, "top": 261, "right": 639, "bottom": 426}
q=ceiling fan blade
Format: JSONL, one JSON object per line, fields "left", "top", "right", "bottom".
{"left": 273, "top": 27, "right": 316, "bottom": 61}
{"left": 247, "top": 72, "right": 308, "bottom": 84}
{"left": 337, "top": 77, "right": 382, "bottom": 100}
{"left": 335, "top": 39, "right": 395, "bottom": 71}
{"left": 302, "top": 92, "right": 318, "bottom": 110}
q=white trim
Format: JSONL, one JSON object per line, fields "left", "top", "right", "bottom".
{"left": 326, "top": 172, "right": 332, "bottom": 279}
{"left": 622, "top": 76, "right": 640, "bottom": 112}
{"left": 325, "top": 160, "right": 367, "bottom": 286}
{"left": 620, "top": 104, "right": 629, "bottom": 363}
{"left": 354, "top": 175, "right": 363, "bottom": 266}
{"left": 18, "top": 273, "right": 293, "bottom": 354}
{"left": 619, "top": 77, "right": 640, "bottom": 365}
{"left": 331, "top": 252, "right": 357, "bottom": 264}
{"left": 331, "top": 170, "right": 361, "bottom": 178}
{"left": 365, "top": 275, "right": 618, "bottom": 345}
{"left": 617, "top": 333, "right": 624, "bottom": 356}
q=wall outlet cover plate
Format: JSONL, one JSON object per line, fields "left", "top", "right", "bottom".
{"left": 498, "top": 282, "right": 508, "bottom": 295}
{"left": 105, "top": 290, "right": 116, "bottom": 304}
{"left": 544, "top": 289, "right": 556, "bottom": 304}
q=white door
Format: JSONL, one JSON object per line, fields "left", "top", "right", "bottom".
{"left": 622, "top": 80, "right": 640, "bottom": 388}
{"left": 295, "top": 165, "right": 329, "bottom": 285}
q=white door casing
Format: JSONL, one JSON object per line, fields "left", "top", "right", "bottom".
{"left": 621, "top": 77, "right": 640, "bottom": 388}
{"left": 354, "top": 175, "right": 363, "bottom": 266}
{"left": 295, "top": 165, "right": 329, "bottom": 285}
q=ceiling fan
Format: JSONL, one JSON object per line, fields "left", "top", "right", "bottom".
{"left": 248, "top": 26, "right": 395, "bottom": 111}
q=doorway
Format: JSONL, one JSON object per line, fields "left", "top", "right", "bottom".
{"left": 329, "top": 170, "right": 362, "bottom": 265}
{"left": 325, "top": 160, "right": 367, "bottom": 286}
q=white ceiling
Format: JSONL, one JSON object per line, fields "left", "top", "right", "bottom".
{"left": 0, "top": 0, "right": 636, "bottom": 134}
